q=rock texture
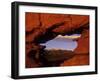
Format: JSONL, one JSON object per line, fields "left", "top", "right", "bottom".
{"left": 25, "top": 12, "right": 89, "bottom": 68}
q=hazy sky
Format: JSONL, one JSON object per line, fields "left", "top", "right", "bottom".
{"left": 40, "top": 34, "right": 81, "bottom": 51}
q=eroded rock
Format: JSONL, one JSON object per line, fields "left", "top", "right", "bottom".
{"left": 25, "top": 13, "right": 89, "bottom": 68}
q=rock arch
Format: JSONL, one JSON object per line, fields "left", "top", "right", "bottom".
{"left": 25, "top": 13, "right": 89, "bottom": 68}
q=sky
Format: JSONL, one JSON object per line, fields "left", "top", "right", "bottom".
{"left": 40, "top": 34, "right": 81, "bottom": 51}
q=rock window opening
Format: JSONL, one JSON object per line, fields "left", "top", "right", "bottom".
{"left": 40, "top": 34, "right": 81, "bottom": 51}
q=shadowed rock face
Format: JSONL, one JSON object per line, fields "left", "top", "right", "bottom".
{"left": 25, "top": 12, "right": 89, "bottom": 68}
{"left": 39, "top": 50, "right": 75, "bottom": 67}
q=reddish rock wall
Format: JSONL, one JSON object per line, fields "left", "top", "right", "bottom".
{"left": 25, "top": 12, "right": 89, "bottom": 68}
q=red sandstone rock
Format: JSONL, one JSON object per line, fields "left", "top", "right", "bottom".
{"left": 25, "top": 13, "right": 40, "bottom": 32}
{"left": 60, "top": 54, "right": 89, "bottom": 66}
{"left": 74, "top": 29, "right": 89, "bottom": 54}
{"left": 25, "top": 13, "right": 89, "bottom": 68}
